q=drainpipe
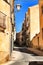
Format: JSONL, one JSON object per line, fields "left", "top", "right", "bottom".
{"left": 10, "top": 0, "right": 14, "bottom": 56}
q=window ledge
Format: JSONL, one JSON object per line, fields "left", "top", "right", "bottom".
{"left": 3, "top": 0, "right": 10, "bottom": 5}
{"left": 0, "top": 26, "right": 6, "bottom": 29}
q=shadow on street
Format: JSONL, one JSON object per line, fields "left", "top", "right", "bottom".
{"left": 13, "top": 46, "right": 38, "bottom": 56}
{"left": 29, "top": 62, "right": 43, "bottom": 65}
{"left": 10, "top": 61, "right": 43, "bottom": 65}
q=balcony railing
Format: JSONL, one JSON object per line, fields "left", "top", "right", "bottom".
{"left": 0, "top": 12, "right": 6, "bottom": 32}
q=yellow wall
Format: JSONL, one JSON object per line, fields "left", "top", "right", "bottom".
{"left": 30, "top": 5, "right": 40, "bottom": 41}
{"left": 0, "top": 0, "right": 10, "bottom": 17}
{"left": 0, "top": 0, "right": 12, "bottom": 55}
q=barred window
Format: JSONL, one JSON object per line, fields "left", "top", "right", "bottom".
{"left": 41, "top": 6, "right": 43, "bottom": 14}
{"left": 0, "top": 12, "right": 6, "bottom": 32}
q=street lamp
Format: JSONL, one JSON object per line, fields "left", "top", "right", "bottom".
{"left": 14, "top": 0, "right": 22, "bottom": 11}
{"left": 14, "top": 1, "right": 22, "bottom": 23}
{"left": 16, "top": 4, "right": 21, "bottom": 11}
{"left": 14, "top": 3, "right": 22, "bottom": 22}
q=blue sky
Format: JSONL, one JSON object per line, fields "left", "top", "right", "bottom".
{"left": 14, "top": 0, "right": 38, "bottom": 33}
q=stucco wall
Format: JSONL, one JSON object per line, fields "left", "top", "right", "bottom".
{"left": 30, "top": 5, "right": 40, "bottom": 41}
{"left": 0, "top": 0, "right": 12, "bottom": 55}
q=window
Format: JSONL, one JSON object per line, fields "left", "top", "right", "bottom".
{"left": 37, "top": 37, "right": 39, "bottom": 47}
{"left": 0, "top": 12, "right": 6, "bottom": 32}
{"left": 27, "top": 18, "right": 28, "bottom": 21}
{"left": 41, "top": 6, "right": 43, "bottom": 14}
{"left": 42, "top": 28, "right": 43, "bottom": 39}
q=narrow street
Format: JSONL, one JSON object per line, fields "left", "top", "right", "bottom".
{"left": 9, "top": 46, "right": 43, "bottom": 65}
{"left": 0, "top": 0, "right": 43, "bottom": 65}
{"left": 13, "top": 47, "right": 37, "bottom": 56}
{"left": 2, "top": 46, "right": 43, "bottom": 65}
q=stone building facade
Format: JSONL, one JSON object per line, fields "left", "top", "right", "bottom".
{"left": 31, "top": 0, "right": 43, "bottom": 50}
{"left": 22, "top": 20, "right": 26, "bottom": 46}
{"left": 26, "top": 0, "right": 43, "bottom": 50}
{"left": 16, "top": 0, "right": 43, "bottom": 49}
{"left": 0, "top": 0, "right": 15, "bottom": 63}
{"left": 22, "top": 10, "right": 30, "bottom": 47}
{"left": 21, "top": 0, "right": 43, "bottom": 49}
{"left": 16, "top": 32, "right": 22, "bottom": 46}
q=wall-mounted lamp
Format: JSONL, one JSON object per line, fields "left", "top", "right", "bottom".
{"left": 16, "top": 4, "right": 22, "bottom": 11}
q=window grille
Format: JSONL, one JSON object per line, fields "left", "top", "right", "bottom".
{"left": 0, "top": 12, "right": 6, "bottom": 32}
